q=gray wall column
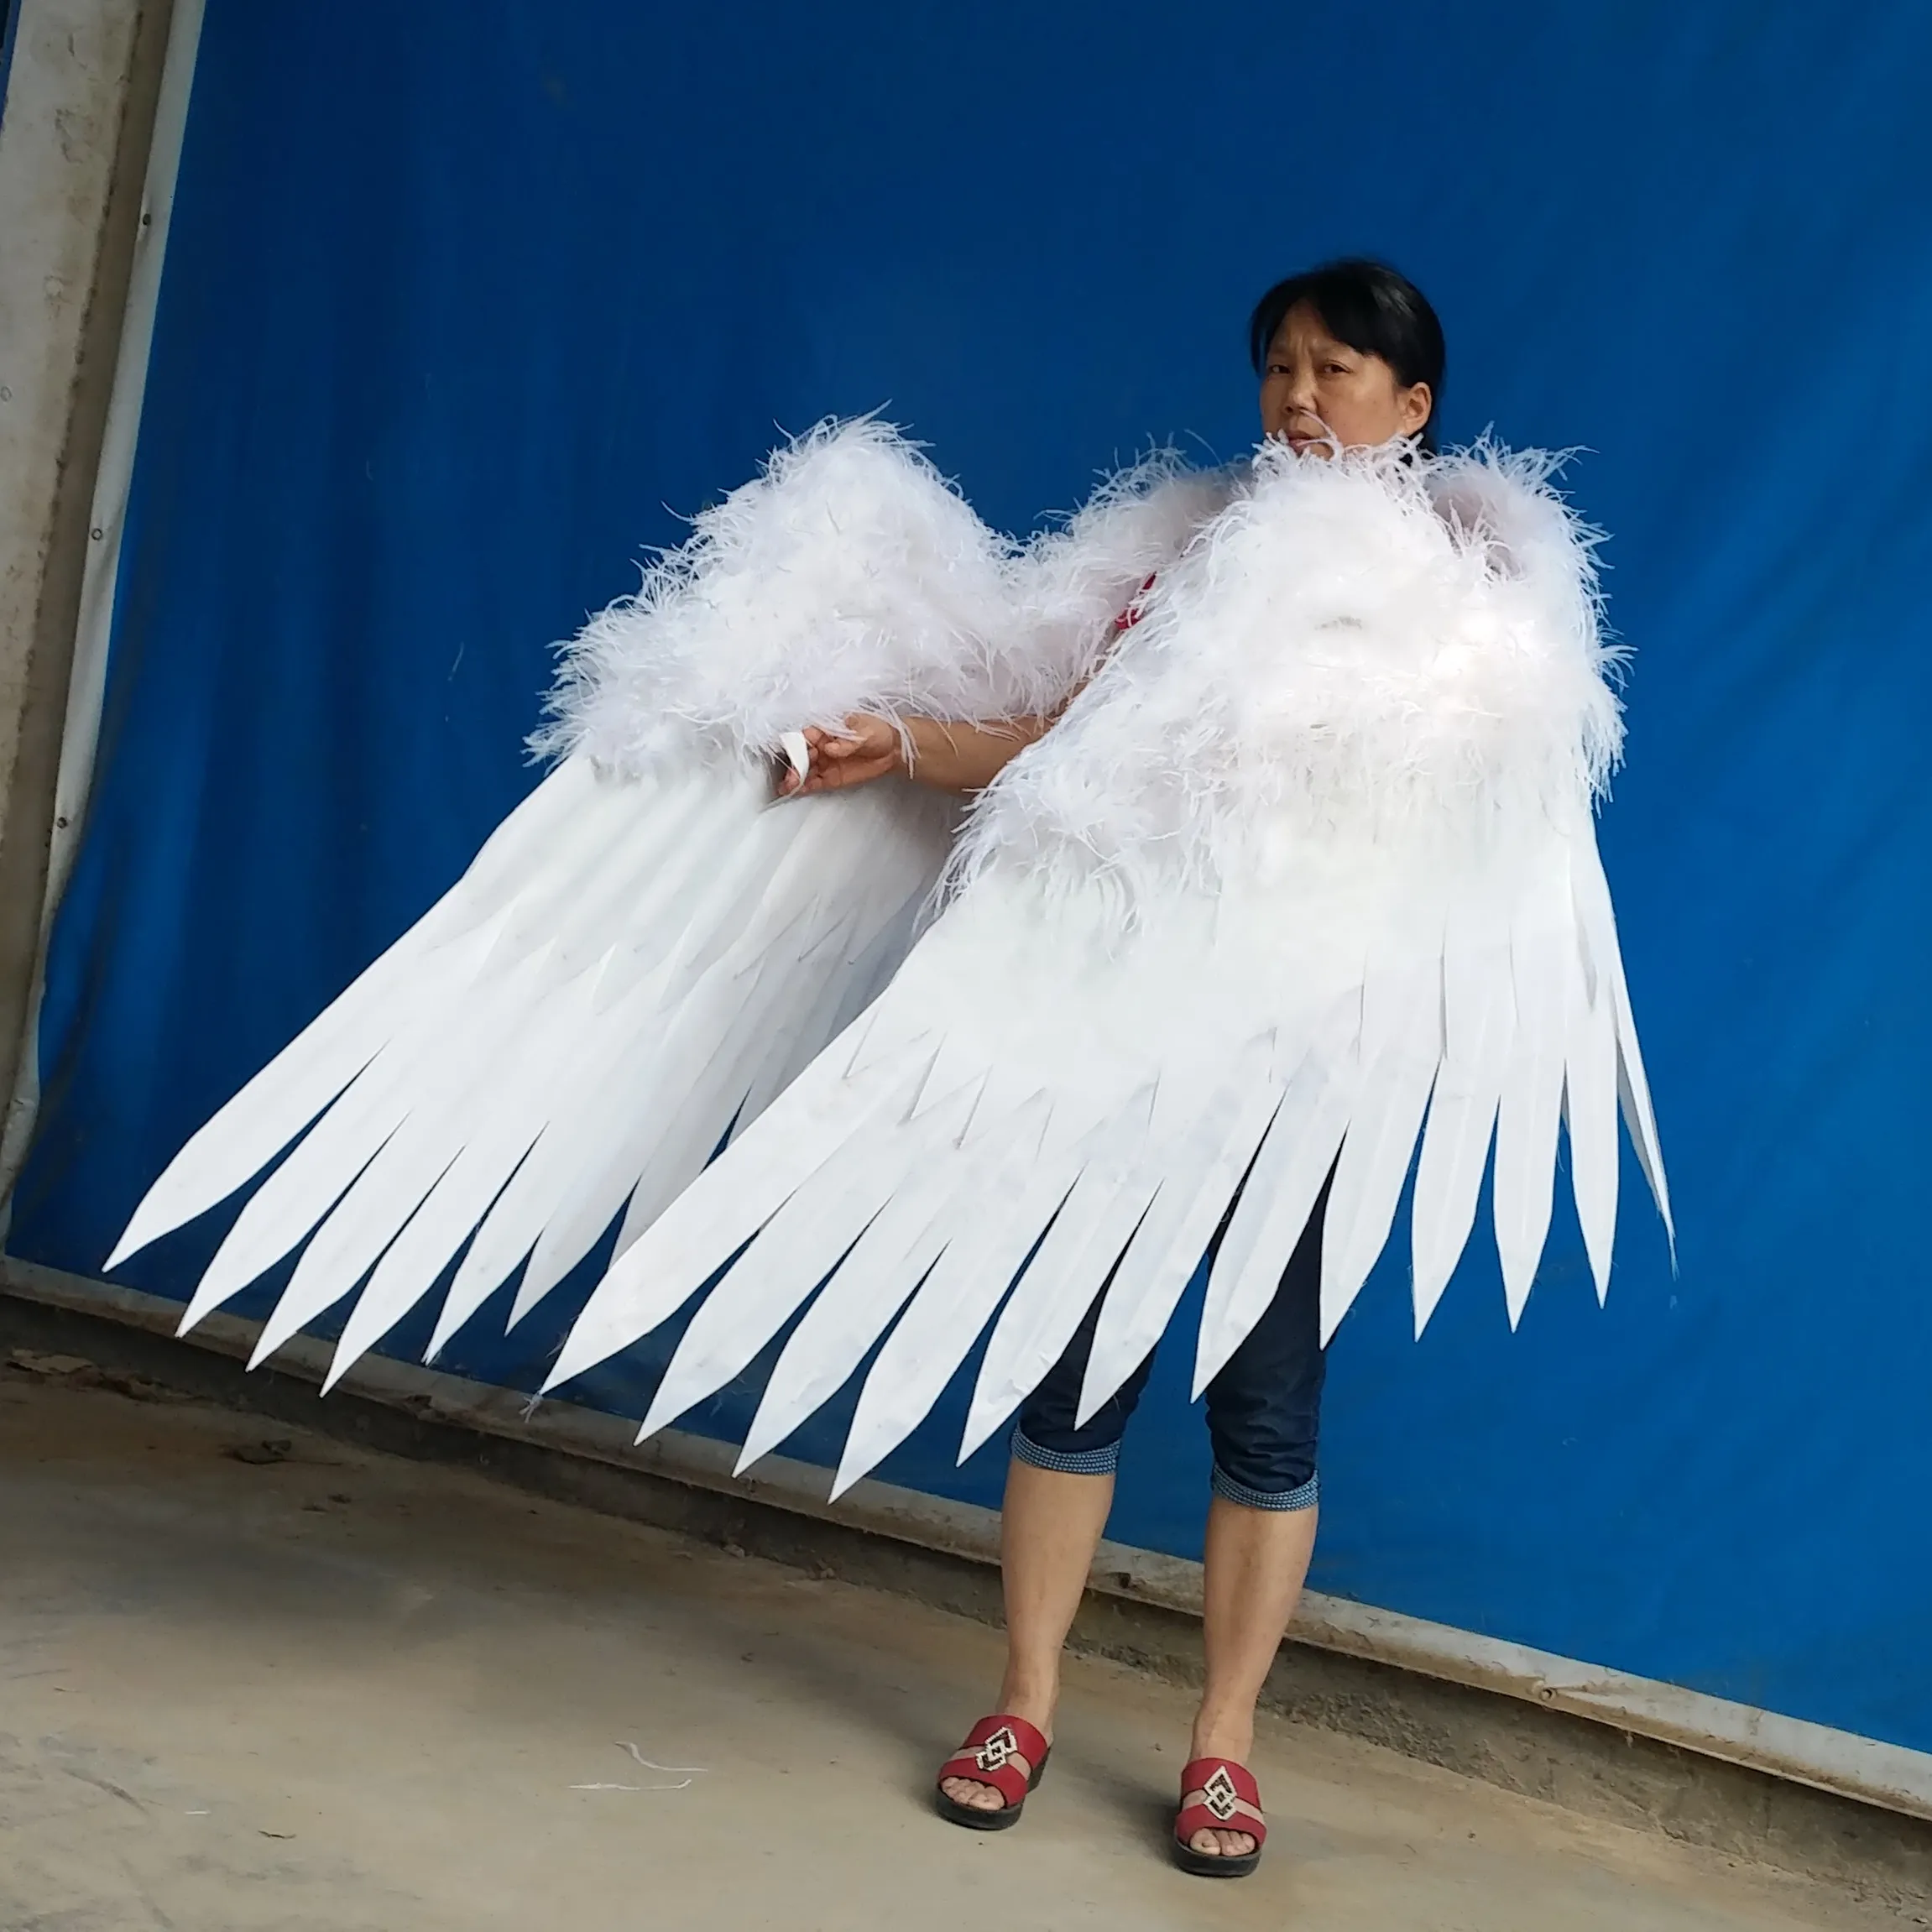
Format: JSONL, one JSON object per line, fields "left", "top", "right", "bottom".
{"left": 0, "top": 0, "right": 172, "bottom": 1179}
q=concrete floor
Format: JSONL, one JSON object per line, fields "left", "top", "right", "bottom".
{"left": 0, "top": 1358, "right": 1902, "bottom": 1932}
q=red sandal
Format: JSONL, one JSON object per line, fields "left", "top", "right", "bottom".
{"left": 933, "top": 1714, "right": 1052, "bottom": 1830}
{"left": 1171, "top": 1757, "right": 1266, "bottom": 1877}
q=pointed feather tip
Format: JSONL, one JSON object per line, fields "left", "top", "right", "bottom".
{"left": 634, "top": 1381, "right": 691, "bottom": 1443}
{"left": 954, "top": 1398, "right": 1011, "bottom": 1469}
{"left": 1072, "top": 1384, "right": 1108, "bottom": 1432}
{"left": 826, "top": 1459, "right": 869, "bottom": 1504}
{"left": 1410, "top": 1274, "right": 1450, "bottom": 1340}
{"left": 108, "top": 1179, "right": 204, "bottom": 1272}
{"left": 104, "top": 1225, "right": 149, "bottom": 1273}
{"left": 423, "top": 1296, "right": 481, "bottom": 1364}
{"left": 1317, "top": 1276, "right": 1358, "bottom": 1350}
{"left": 629, "top": 1405, "right": 688, "bottom": 1451}
{"left": 1585, "top": 1235, "right": 1612, "bottom": 1308}
{"left": 1073, "top": 1345, "right": 1140, "bottom": 1430}
{"left": 504, "top": 1260, "right": 563, "bottom": 1333}
{"left": 540, "top": 1318, "right": 618, "bottom": 1395}
{"left": 732, "top": 1407, "right": 795, "bottom": 1475}
{"left": 1189, "top": 1332, "right": 1238, "bottom": 1403}
{"left": 1496, "top": 1236, "right": 1538, "bottom": 1329}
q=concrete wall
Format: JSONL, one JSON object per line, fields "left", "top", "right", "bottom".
{"left": 0, "top": 0, "right": 168, "bottom": 1166}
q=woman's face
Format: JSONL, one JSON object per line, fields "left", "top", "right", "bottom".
{"left": 1259, "top": 300, "right": 1433, "bottom": 454}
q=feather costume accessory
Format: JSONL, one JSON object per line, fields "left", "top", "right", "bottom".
{"left": 106, "top": 422, "right": 1218, "bottom": 1389}
{"left": 545, "top": 439, "right": 1670, "bottom": 1492}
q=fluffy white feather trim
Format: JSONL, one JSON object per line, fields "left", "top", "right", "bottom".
{"left": 1009, "top": 451, "right": 1238, "bottom": 686}
{"left": 950, "top": 439, "right": 1625, "bottom": 914}
{"left": 535, "top": 420, "right": 1226, "bottom": 779}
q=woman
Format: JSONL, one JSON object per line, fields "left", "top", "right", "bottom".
{"left": 119, "top": 245, "right": 1660, "bottom": 1882}
{"left": 786, "top": 259, "right": 1446, "bottom": 1877}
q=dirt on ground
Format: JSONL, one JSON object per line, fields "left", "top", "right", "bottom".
{"left": 0, "top": 1351, "right": 1911, "bottom": 1931}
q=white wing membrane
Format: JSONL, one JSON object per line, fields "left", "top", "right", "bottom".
{"left": 111, "top": 754, "right": 954, "bottom": 1384}
{"left": 550, "top": 806, "right": 1670, "bottom": 1495}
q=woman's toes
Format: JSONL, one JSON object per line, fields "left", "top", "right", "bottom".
{"left": 1188, "top": 1827, "right": 1256, "bottom": 1857}
{"left": 941, "top": 1776, "right": 1004, "bottom": 1811}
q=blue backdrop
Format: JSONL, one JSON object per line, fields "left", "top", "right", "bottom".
{"left": 11, "top": 0, "right": 1931, "bottom": 1754}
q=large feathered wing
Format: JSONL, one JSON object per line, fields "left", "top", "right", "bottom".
{"left": 111, "top": 754, "right": 955, "bottom": 1386}
{"left": 546, "top": 441, "right": 1671, "bottom": 1496}
{"left": 107, "top": 422, "right": 1221, "bottom": 1389}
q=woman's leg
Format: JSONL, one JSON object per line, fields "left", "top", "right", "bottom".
{"left": 940, "top": 1296, "right": 1156, "bottom": 1813}
{"left": 1183, "top": 1188, "right": 1328, "bottom": 1859}
{"left": 1185, "top": 1496, "right": 1318, "bottom": 1851}
{"left": 937, "top": 1456, "right": 1119, "bottom": 1810}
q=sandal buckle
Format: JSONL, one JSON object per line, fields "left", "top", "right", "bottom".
{"left": 974, "top": 1725, "right": 1020, "bottom": 1773}
{"left": 1202, "top": 1765, "right": 1240, "bottom": 1822}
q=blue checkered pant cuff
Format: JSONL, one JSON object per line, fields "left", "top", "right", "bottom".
{"left": 1010, "top": 1425, "right": 1121, "bottom": 1476}
{"left": 1211, "top": 1465, "right": 1319, "bottom": 1512}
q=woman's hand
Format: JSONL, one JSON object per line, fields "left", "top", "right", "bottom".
{"left": 776, "top": 715, "right": 906, "bottom": 797}
{"left": 775, "top": 710, "right": 1056, "bottom": 799}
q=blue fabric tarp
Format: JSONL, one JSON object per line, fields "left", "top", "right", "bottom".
{"left": 10, "top": 0, "right": 1931, "bottom": 1754}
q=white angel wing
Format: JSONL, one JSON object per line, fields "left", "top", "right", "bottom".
{"left": 108, "top": 753, "right": 954, "bottom": 1388}
{"left": 546, "top": 814, "right": 1668, "bottom": 1498}
{"left": 545, "top": 440, "right": 1672, "bottom": 1496}
{"left": 106, "top": 420, "right": 1234, "bottom": 1388}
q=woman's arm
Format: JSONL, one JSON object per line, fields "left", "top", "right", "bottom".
{"left": 780, "top": 712, "right": 1052, "bottom": 798}
{"left": 783, "top": 577, "right": 1149, "bottom": 798}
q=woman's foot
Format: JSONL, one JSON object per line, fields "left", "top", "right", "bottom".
{"left": 1182, "top": 1715, "right": 1259, "bottom": 1860}
{"left": 933, "top": 1712, "right": 1052, "bottom": 1830}
{"left": 937, "top": 1687, "right": 1055, "bottom": 1814}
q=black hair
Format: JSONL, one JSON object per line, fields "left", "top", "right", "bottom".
{"left": 1247, "top": 258, "right": 1446, "bottom": 452}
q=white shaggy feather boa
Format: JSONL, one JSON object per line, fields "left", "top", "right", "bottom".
{"left": 948, "top": 438, "right": 1625, "bottom": 917}
{"left": 535, "top": 419, "right": 1229, "bottom": 777}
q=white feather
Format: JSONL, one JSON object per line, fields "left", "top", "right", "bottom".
{"left": 1196, "top": 993, "right": 1361, "bottom": 1386}
{"left": 544, "top": 1020, "right": 937, "bottom": 1392}
{"left": 110, "top": 760, "right": 598, "bottom": 1277}
{"left": 1320, "top": 955, "right": 1444, "bottom": 1341}
{"left": 962, "top": 1087, "right": 1164, "bottom": 1461}
{"left": 828, "top": 1090, "right": 1068, "bottom": 1497}
{"left": 1074, "top": 1045, "right": 1283, "bottom": 1426}
{"left": 1563, "top": 934, "right": 1621, "bottom": 1305}
{"left": 636, "top": 1064, "right": 989, "bottom": 1439}
{"left": 1410, "top": 885, "right": 1515, "bottom": 1335}
{"left": 1491, "top": 866, "right": 1577, "bottom": 1325}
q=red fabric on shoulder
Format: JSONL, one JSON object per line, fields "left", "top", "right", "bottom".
{"left": 1111, "top": 572, "right": 1159, "bottom": 634}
